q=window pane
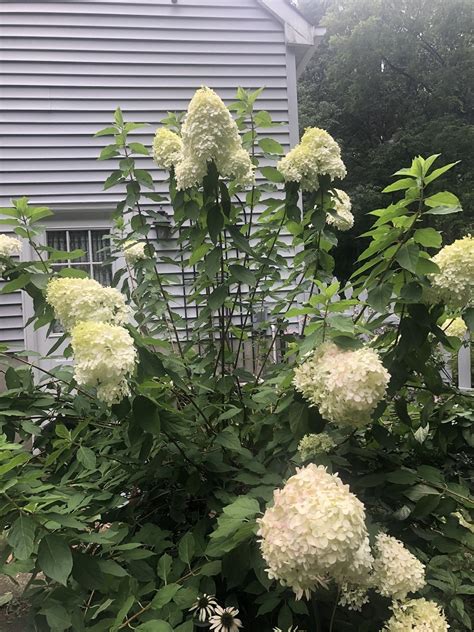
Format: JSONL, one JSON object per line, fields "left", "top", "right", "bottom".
{"left": 93, "top": 263, "right": 112, "bottom": 286}
{"left": 91, "top": 230, "right": 110, "bottom": 262}
{"left": 52, "top": 320, "right": 64, "bottom": 334}
{"left": 68, "top": 231, "right": 89, "bottom": 262}
{"left": 47, "top": 231, "right": 68, "bottom": 261}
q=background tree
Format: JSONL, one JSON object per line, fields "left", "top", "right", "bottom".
{"left": 296, "top": 0, "right": 474, "bottom": 278}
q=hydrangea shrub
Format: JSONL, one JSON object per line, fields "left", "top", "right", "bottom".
{"left": 0, "top": 88, "right": 472, "bottom": 632}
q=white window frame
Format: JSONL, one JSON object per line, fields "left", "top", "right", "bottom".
{"left": 23, "top": 216, "right": 121, "bottom": 358}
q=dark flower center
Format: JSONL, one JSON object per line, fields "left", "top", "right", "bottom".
{"left": 221, "top": 613, "right": 234, "bottom": 626}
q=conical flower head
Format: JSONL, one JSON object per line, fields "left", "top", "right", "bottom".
{"left": 175, "top": 87, "right": 255, "bottom": 190}
{"left": 0, "top": 234, "right": 22, "bottom": 258}
{"left": 293, "top": 342, "right": 390, "bottom": 427}
{"left": 46, "top": 277, "right": 129, "bottom": 331}
{"left": 383, "top": 598, "right": 449, "bottom": 632}
{"left": 430, "top": 235, "right": 474, "bottom": 308}
{"left": 258, "top": 464, "right": 373, "bottom": 599}
{"left": 372, "top": 533, "right": 425, "bottom": 600}
{"left": 277, "top": 127, "right": 346, "bottom": 191}
{"left": 152, "top": 128, "right": 182, "bottom": 170}
{"left": 71, "top": 321, "right": 136, "bottom": 405}
{"left": 326, "top": 189, "right": 354, "bottom": 231}
{"left": 0, "top": 234, "right": 22, "bottom": 275}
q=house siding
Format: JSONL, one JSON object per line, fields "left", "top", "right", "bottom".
{"left": 0, "top": 0, "right": 299, "bottom": 349}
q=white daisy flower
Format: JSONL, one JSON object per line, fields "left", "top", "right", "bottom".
{"left": 189, "top": 594, "right": 218, "bottom": 623}
{"left": 209, "top": 605, "right": 243, "bottom": 632}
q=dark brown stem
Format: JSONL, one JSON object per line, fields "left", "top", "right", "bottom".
{"left": 232, "top": 211, "right": 287, "bottom": 371}
{"left": 170, "top": 386, "right": 212, "bottom": 432}
{"left": 329, "top": 585, "right": 341, "bottom": 632}
{"left": 254, "top": 323, "right": 282, "bottom": 383}
{"left": 123, "top": 147, "right": 186, "bottom": 362}
{"left": 7, "top": 352, "right": 93, "bottom": 399}
{"left": 20, "top": 211, "right": 50, "bottom": 274}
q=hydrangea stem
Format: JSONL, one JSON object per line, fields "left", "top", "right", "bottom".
{"left": 329, "top": 585, "right": 341, "bottom": 632}
{"left": 309, "top": 595, "right": 323, "bottom": 632}
{"left": 232, "top": 210, "right": 287, "bottom": 371}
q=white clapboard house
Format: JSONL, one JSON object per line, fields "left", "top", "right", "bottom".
{"left": 0, "top": 0, "right": 322, "bottom": 365}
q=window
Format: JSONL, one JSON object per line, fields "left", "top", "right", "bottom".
{"left": 46, "top": 229, "right": 112, "bottom": 285}
{"left": 46, "top": 229, "right": 112, "bottom": 334}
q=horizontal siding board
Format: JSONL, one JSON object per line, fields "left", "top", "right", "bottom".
{"left": 0, "top": 316, "right": 25, "bottom": 329}
{"left": 1, "top": 174, "right": 283, "bottom": 194}
{"left": 0, "top": 62, "right": 286, "bottom": 78}
{"left": 3, "top": 0, "right": 259, "bottom": 7}
{"left": 0, "top": 39, "right": 286, "bottom": 54}
{"left": 0, "top": 123, "right": 289, "bottom": 147}
{"left": 0, "top": 26, "right": 283, "bottom": 42}
{"left": 0, "top": 282, "right": 23, "bottom": 347}
{"left": 0, "top": 0, "right": 292, "bottom": 349}
{"left": 0, "top": 106, "right": 289, "bottom": 122}
{"left": 1, "top": 136, "right": 290, "bottom": 161}
{"left": 0, "top": 51, "right": 285, "bottom": 65}
{"left": 0, "top": 123, "right": 290, "bottom": 136}
{"left": 1, "top": 76, "right": 287, "bottom": 88}
{"left": 0, "top": 329, "right": 25, "bottom": 343}
{"left": 0, "top": 168, "right": 287, "bottom": 183}
{"left": 1, "top": 14, "right": 278, "bottom": 30}
{"left": 0, "top": 293, "right": 23, "bottom": 307}
{"left": 0, "top": 3, "right": 265, "bottom": 18}
{"left": 0, "top": 302, "right": 23, "bottom": 318}
{"left": 1, "top": 145, "right": 289, "bottom": 162}
{"left": 0, "top": 85, "right": 287, "bottom": 97}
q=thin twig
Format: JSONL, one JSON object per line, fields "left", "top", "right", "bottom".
{"left": 7, "top": 353, "right": 93, "bottom": 399}
{"left": 329, "top": 585, "right": 341, "bottom": 632}
{"left": 232, "top": 211, "right": 287, "bottom": 371}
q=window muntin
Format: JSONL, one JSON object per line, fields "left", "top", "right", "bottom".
{"left": 46, "top": 229, "right": 112, "bottom": 285}
{"left": 46, "top": 229, "right": 112, "bottom": 334}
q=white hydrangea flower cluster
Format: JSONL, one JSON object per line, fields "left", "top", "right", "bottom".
{"left": 0, "top": 234, "right": 22, "bottom": 258}
{"left": 277, "top": 127, "right": 346, "bottom": 191}
{"left": 372, "top": 533, "right": 425, "bottom": 600}
{"left": 0, "top": 234, "right": 22, "bottom": 274}
{"left": 298, "top": 433, "right": 336, "bottom": 460}
{"left": 46, "top": 277, "right": 135, "bottom": 405}
{"left": 339, "top": 581, "right": 371, "bottom": 611}
{"left": 326, "top": 189, "right": 354, "bottom": 231}
{"left": 383, "top": 598, "right": 449, "bottom": 632}
{"left": 430, "top": 236, "right": 474, "bottom": 308}
{"left": 71, "top": 321, "right": 136, "bottom": 406}
{"left": 46, "top": 277, "right": 129, "bottom": 331}
{"left": 442, "top": 317, "right": 468, "bottom": 339}
{"left": 123, "top": 240, "right": 147, "bottom": 265}
{"left": 338, "top": 531, "right": 426, "bottom": 612}
{"left": 258, "top": 464, "right": 373, "bottom": 600}
{"left": 174, "top": 87, "right": 255, "bottom": 190}
{"left": 293, "top": 342, "right": 390, "bottom": 427}
{"left": 152, "top": 128, "right": 183, "bottom": 170}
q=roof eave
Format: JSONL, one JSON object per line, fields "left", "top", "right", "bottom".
{"left": 257, "top": 0, "right": 326, "bottom": 76}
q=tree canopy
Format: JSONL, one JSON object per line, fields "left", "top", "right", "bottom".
{"left": 297, "top": 0, "right": 473, "bottom": 277}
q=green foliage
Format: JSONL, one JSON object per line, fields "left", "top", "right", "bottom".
{"left": 297, "top": 0, "right": 474, "bottom": 278}
{"left": 0, "top": 88, "right": 472, "bottom": 632}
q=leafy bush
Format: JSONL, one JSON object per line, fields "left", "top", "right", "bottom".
{"left": 0, "top": 87, "right": 472, "bottom": 632}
